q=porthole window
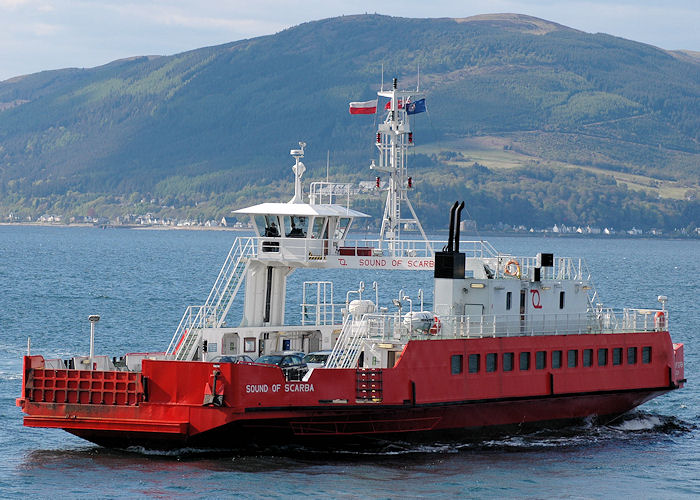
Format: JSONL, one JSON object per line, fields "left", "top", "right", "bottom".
{"left": 468, "top": 354, "right": 480, "bottom": 373}
{"left": 486, "top": 353, "right": 498, "bottom": 372}
{"left": 536, "top": 351, "right": 547, "bottom": 370}
{"left": 552, "top": 350, "right": 562, "bottom": 369}
{"left": 451, "top": 354, "right": 463, "bottom": 374}
{"left": 519, "top": 352, "right": 530, "bottom": 371}
{"left": 503, "top": 352, "right": 514, "bottom": 372}
{"left": 613, "top": 348, "right": 622, "bottom": 365}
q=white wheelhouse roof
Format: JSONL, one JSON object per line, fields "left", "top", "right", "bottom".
{"left": 233, "top": 203, "right": 369, "bottom": 218}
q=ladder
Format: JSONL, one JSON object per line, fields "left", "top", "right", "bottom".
{"left": 325, "top": 314, "right": 371, "bottom": 369}
{"left": 204, "top": 236, "right": 256, "bottom": 328}
{"left": 166, "top": 237, "right": 256, "bottom": 360}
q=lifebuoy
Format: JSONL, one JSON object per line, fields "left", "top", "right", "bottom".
{"left": 654, "top": 311, "right": 666, "bottom": 331}
{"left": 429, "top": 316, "right": 442, "bottom": 335}
{"left": 504, "top": 259, "right": 521, "bottom": 277}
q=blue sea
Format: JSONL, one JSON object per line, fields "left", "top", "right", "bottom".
{"left": 1, "top": 225, "right": 698, "bottom": 498}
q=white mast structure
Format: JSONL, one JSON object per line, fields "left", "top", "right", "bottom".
{"left": 371, "top": 77, "right": 430, "bottom": 256}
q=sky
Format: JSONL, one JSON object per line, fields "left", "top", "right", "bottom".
{"left": 1, "top": 0, "right": 699, "bottom": 82}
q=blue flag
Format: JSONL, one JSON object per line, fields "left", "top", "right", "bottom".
{"left": 406, "top": 98, "right": 426, "bottom": 115}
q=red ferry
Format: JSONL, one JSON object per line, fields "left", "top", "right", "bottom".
{"left": 17, "top": 79, "right": 685, "bottom": 449}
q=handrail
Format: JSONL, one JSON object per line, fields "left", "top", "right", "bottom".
{"left": 349, "top": 308, "right": 669, "bottom": 344}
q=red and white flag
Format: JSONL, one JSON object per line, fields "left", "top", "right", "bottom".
{"left": 384, "top": 99, "right": 404, "bottom": 109}
{"left": 349, "top": 99, "right": 377, "bottom": 115}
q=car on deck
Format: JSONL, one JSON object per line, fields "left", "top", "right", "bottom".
{"left": 255, "top": 351, "right": 307, "bottom": 380}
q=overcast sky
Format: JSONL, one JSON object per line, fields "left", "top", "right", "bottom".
{"left": 1, "top": 0, "right": 698, "bottom": 82}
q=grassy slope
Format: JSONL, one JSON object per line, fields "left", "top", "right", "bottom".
{"left": 0, "top": 14, "right": 699, "bottom": 227}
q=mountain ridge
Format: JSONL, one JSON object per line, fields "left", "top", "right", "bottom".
{"left": 0, "top": 14, "right": 698, "bottom": 229}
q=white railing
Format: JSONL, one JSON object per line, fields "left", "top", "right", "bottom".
{"left": 489, "top": 255, "right": 589, "bottom": 281}
{"left": 252, "top": 236, "right": 502, "bottom": 261}
{"left": 325, "top": 315, "right": 369, "bottom": 368}
{"left": 204, "top": 237, "right": 255, "bottom": 326}
{"left": 166, "top": 305, "right": 215, "bottom": 360}
{"left": 350, "top": 308, "right": 668, "bottom": 344}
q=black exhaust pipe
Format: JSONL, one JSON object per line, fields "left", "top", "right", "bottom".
{"left": 454, "top": 201, "right": 465, "bottom": 253}
{"left": 445, "top": 201, "right": 459, "bottom": 252}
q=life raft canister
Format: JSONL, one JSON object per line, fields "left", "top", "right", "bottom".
{"left": 654, "top": 311, "right": 666, "bottom": 331}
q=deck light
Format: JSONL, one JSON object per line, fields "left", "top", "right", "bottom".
{"left": 88, "top": 315, "right": 100, "bottom": 370}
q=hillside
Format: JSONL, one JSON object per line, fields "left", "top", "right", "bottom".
{"left": 0, "top": 14, "right": 699, "bottom": 230}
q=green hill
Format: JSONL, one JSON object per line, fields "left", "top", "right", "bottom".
{"left": 1, "top": 13, "right": 699, "bottom": 229}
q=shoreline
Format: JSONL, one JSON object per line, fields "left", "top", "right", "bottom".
{"left": 1, "top": 222, "right": 695, "bottom": 240}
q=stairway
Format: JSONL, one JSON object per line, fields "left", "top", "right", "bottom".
{"left": 166, "top": 237, "right": 256, "bottom": 360}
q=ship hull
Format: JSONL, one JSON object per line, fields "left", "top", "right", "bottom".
{"left": 60, "top": 388, "right": 666, "bottom": 450}
{"left": 18, "top": 332, "right": 684, "bottom": 450}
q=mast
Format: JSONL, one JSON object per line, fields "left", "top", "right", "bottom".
{"left": 371, "top": 77, "right": 430, "bottom": 255}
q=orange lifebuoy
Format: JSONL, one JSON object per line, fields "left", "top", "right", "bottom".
{"left": 429, "top": 316, "right": 442, "bottom": 335}
{"left": 654, "top": 311, "right": 666, "bottom": 330}
{"left": 504, "top": 259, "right": 521, "bottom": 277}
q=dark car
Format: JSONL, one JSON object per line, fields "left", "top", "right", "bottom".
{"left": 210, "top": 354, "right": 254, "bottom": 364}
{"left": 255, "top": 352, "right": 307, "bottom": 380}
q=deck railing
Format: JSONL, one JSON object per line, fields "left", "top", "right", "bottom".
{"left": 356, "top": 308, "right": 668, "bottom": 343}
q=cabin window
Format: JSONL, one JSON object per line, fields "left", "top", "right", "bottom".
{"left": 468, "top": 354, "right": 480, "bottom": 373}
{"left": 583, "top": 349, "right": 593, "bottom": 367}
{"left": 486, "top": 353, "right": 498, "bottom": 372}
{"left": 559, "top": 291, "right": 565, "bottom": 309}
{"left": 244, "top": 338, "right": 256, "bottom": 353}
{"left": 506, "top": 291, "right": 512, "bottom": 311}
{"left": 642, "top": 346, "right": 652, "bottom": 364}
{"left": 567, "top": 350, "right": 578, "bottom": 368}
{"left": 552, "top": 350, "right": 562, "bottom": 369}
{"left": 256, "top": 215, "right": 281, "bottom": 237}
{"left": 503, "top": 352, "right": 514, "bottom": 372}
{"left": 598, "top": 348, "right": 608, "bottom": 366}
{"left": 311, "top": 217, "right": 327, "bottom": 239}
{"left": 612, "top": 348, "right": 623, "bottom": 365}
{"left": 451, "top": 354, "right": 463, "bottom": 374}
{"left": 519, "top": 352, "right": 530, "bottom": 371}
{"left": 283, "top": 216, "right": 308, "bottom": 238}
{"left": 334, "top": 217, "right": 351, "bottom": 240}
{"left": 627, "top": 347, "right": 638, "bottom": 365}
{"left": 536, "top": 351, "right": 547, "bottom": 370}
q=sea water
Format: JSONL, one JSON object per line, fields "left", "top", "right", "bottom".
{"left": 1, "top": 226, "right": 698, "bottom": 498}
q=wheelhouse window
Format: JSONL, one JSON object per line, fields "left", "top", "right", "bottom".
{"left": 283, "top": 216, "right": 308, "bottom": 238}
{"left": 451, "top": 354, "right": 463, "bottom": 375}
{"left": 468, "top": 354, "right": 480, "bottom": 373}
{"left": 255, "top": 215, "right": 281, "bottom": 237}
{"left": 612, "top": 348, "right": 623, "bottom": 365}
{"left": 552, "top": 350, "right": 562, "bottom": 369}
{"left": 642, "top": 346, "right": 652, "bottom": 364}
{"left": 567, "top": 349, "right": 578, "bottom": 368}
{"left": 598, "top": 348, "right": 608, "bottom": 366}
{"left": 334, "top": 217, "right": 351, "bottom": 240}
{"left": 519, "top": 352, "right": 530, "bottom": 371}
{"left": 503, "top": 352, "right": 514, "bottom": 372}
{"left": 311, "top": 217, "right": 327, "bottom": 239}
{"left": 536, "top": 351, "right": 547, "bottom": 370}
{"left": 627, "top": 347, "right": 638, "bottom": 365}
{"left": 486, "top": 353, "right": 498, "bottom": 372}
{"left": 583, "top": 349, "right": 593, "bottom": 367}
